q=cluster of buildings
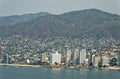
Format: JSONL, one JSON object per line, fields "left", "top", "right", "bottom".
{"left": 40, "top": 49, "right": 87, "bottom": 67}
{"left": 40, "top": 45, "right": 120, "bottom": 68}
{"left": 0, "top": 46, "right": 120, "bottom": 68}
{"left": 0, "top": 35, "right": 120, "bottom": 68}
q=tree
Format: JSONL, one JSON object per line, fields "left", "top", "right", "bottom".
{"left": 98, "top": 62, "right": 103, "bottom": 68}
{"left": 109, "top": 57, "right": 117, "bottom": 66}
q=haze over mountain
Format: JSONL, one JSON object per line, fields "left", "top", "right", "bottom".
{"left": 0, "top": 12, "right": 51, "bottom": 26}
{"left": 0, "top": 9, "right": 120, "bottom": 40}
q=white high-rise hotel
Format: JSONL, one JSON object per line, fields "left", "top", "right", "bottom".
{"left": 73, "top": 49, "right": 86, "bottom": 65}
{"left": 79, "top": 49, "right": 86, "bottom": 65}
{"left": 50, "top": 51, "right": 61, "bottom": 64}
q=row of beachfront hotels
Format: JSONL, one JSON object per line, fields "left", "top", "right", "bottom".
{"left": 0, "top": 45, "right": 120, "bottom": 68}
{"left": 41, "top": 46, "right": 120, "bottom": 67}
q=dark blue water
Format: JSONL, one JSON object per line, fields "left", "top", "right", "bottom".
{"left": 0, "top": 66, "right": 120, "bottom": 79}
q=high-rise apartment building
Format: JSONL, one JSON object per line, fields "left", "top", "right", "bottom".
{"left": 73, "top": 48, "right": 79, "bottom": 65}
{"left": 118, "top": 52, "right": 120, "bottom": 66}
{"left": 50, "top": 51, "right": 61, "bottom": 64}
{"left": 41, "top": 53, "right": 47, "bottom": 62}
{"left": 79, "top": 49, "right": 86, "bottom": 65}
{"left": 102, "top": 55, "right": 109, "bottom": 66}
{"left": 93, "top": 54, "right": 101, "bottom": 67}
{"left": 65, "top": 49, "right": 72, "bottom": 64}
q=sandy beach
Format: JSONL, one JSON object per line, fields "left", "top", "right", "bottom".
{"left": 0, "top": 64, "right": 120, "bottom": 70}
{"left": 104, "top": 66, "right": 120, "bottom": 70}
{"left": 0, "top": 64, "right": 41, "bottom": 67}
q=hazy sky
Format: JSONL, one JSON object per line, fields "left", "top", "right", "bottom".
{"left": 0, "top": 0, "right": 120, "bottom": 16}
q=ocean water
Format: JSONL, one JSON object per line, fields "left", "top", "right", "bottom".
{"left": 0, "top": 66, "right": 120, "bottom": 79}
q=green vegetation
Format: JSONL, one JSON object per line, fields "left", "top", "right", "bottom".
{"left": 109, "top": 57, "right": 117, "bottom": 66}
{"left": 0, "top": 9, "right": 120, "bottom": 40}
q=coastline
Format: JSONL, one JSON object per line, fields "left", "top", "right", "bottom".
{"left": 104, "top": 66, "right": 120, "bottom": 70}
{"left": 0, "top": 64, "right": 120, "bottom": 70}
{"left": 0, "top": 64, "right": 41, "bottom": 68}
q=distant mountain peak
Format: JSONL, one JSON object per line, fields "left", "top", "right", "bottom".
{"left": 62, "top": 8, "right": 111, "bottom": 15}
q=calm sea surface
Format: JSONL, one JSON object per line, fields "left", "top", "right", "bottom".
{"left": 0, "top": 66, "right": 120, "bottom": 79}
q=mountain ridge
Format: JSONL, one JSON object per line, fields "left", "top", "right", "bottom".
{"left": 0, "top": 9, "right": 120, "bottom": 40}
{"left": 0, "top": 12, "right": 51, "bottom": 26}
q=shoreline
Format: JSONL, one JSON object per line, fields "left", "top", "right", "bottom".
{"left": 0, "top": 64, "right": 120, "bottom": 70}
{"left": 104, "top": 66, "right": 120, "bottom": 70}
{"left": 0, "top": 64, "right": 41, "bottom": 67}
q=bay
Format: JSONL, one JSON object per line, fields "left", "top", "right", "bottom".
{"left": 0, "top": 66, "right": 120, "bottom": 79}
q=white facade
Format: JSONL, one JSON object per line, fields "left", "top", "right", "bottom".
{"left": 93, "top": 55, "right": 101, "bottom": 67}
{"left": 79, "top": 49, "right": 86, "bottom": 65}
{"left": 65, "top": 49, "right": 72, "bottom": 64}
{"left": 50, "top": 51, "right": 61, "bottom": 64}
{"left": 102, "top": 55, "right": 109, "bottom": 66}
{"left": 26, "top": 59, "right": 30, "bottom": 64}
